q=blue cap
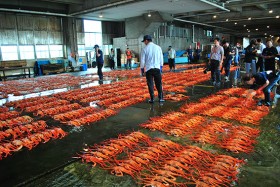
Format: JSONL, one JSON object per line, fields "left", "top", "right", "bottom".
{"left": 93, "top": 44, "right": 99, "bottom": 48}
{"left": 141, "top": 35, "right": 152, "bottom": 42}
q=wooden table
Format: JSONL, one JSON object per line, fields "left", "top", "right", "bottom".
{"left": 0, "top": 66, "right": 33, "bottom": 81}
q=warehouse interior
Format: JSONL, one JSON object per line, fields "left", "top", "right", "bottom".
{"left": 0, "top": 0, "right": 280, "bottom": 187}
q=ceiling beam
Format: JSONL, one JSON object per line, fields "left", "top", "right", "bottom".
{"left": 38, "top": 0, "right": 84, "bottom": 5}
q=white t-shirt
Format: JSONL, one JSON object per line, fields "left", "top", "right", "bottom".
{"left": 168, "top": 48, "right": 176, "bottom": 59}
{"left": 140, "top": 42, "right": 163, "bottom": 72}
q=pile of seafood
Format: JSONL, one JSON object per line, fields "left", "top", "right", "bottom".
{"left": 0, "top": 74, "right": 98, "bottom": 97}
{"left": 78, "top": 132, "right": 244, "bottom": 187}
{"left": 0, "top": 116, "right": 67, "bottom": 160}
{"left": 140, "top": 112, "right": 260, "bottom": 153}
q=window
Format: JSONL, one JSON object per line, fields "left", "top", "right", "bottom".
{"left": 19, "top": 45, "right": 35, "bottom": 60}
{"left": 50, "top": 45, "right": 63, "bottom": 58}
{"left": 207, "top": 30, "right": 212, "bottom": 37}
{"left": 85, "top": 33, "right": 102, "bottom": 47}
{"left": 78, "top": 45, "right": 86, "bottom": 57}
{"left": 84, "top": 20, "right": 102, "bottom": 32}
{"left": 1, "top": 46, "right": 18, "bottom": 61}
{"left": 36, "top": 45, "right": 49, "bottom": 58}
{"left": 103, "top": 45, "right": 113, "bottom": 55}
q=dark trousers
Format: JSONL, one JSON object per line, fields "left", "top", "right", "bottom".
{"left": 97, "top": 63, "right": 103, "bottom": 80}
{"left": 168, "top": 58, "right": 175, "bottom": 70}
{"left": 145, "top": 68, "right": 163, "bottom": 100}
{"left": 265, "top": 61, "right": 276, "bottom": 72}
{"left": 256, "top": 57, "right": 264, "bottom": 72}
{"left": 263, "top": 73, "right": 280, "bottom": 102}
{"left": 109, "top": 59, "right": 115, "bottom": 69}
{"left": 210, "top": 59, "right": 221, "bottom": 83}
{"left": 223, "top": 57, "right": 232, "bottom": 77}
{"left": 126, "top": 59, "right": 132, "bottom": 69}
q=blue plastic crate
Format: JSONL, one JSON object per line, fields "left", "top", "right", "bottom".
{"left": 80, "top": 64, "right": 87, "bottom": 71}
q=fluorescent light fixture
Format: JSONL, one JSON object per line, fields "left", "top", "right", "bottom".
{"left": 213, "top": 15, "right": 217, "bottom": 18}
{"left": 226, "top": 19, "right": 229, "bottom": 21}
{"left": 269, "top": 10, "right": 273, "bottom": 13}
{"left": 148, "top": 11, "right": 151, "bottom": 17}
{"left": 248, "top": 17, "right": 251, "bottom": 20}
{"left": 276, "top": 15, "right": 279, "bottom": 18}
{"left": 99, "top": 12, "right": 103, "bottom": 18}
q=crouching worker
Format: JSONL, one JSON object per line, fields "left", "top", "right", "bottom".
{"left": 244, "top": 71, "right": 280, "bottom": 106}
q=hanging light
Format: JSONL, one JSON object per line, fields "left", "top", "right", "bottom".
{"left": 269, "top": 10, "right": 273, "bottom": 13}
{"left": 99, "top": 12, "right": 103, "bottom": 18}
{"left": 148, "top": 11, "right": 151, "bottom": 17}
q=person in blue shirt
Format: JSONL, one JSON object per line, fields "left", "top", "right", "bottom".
{"left": 244, "top": 71, "right": 280, "bottom": 106}
{"left": 140, "top": 35, "right": 164, "bottom": 103}
{"left": 94, "top": 45, "right": 104, "bottom": 81}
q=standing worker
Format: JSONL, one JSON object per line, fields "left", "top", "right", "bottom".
{"left": 256, "top": 39, "right": 266, "bottom": 72}
{"left": 94, "top": 44, "right": 104, "bottom": 81}
{"left": 208, "top": 38, "right": 224, "bottom": 86}
{"left": 194, "top": 46, "right": 202, "bottom": 62}
{"left": 222, "top": 41, "right": 235, "bottom": 82}
{"left": 125, "top": 47, "right": 133, "bottom": 69}
{"left": 140, "top": 35, "right": 164, "bottom": 103}
{"left": 244, "top": 39, "right": 257, "bottom": 76}
{"left": 262, "top": 40, "right": 278, "bottom": 73}
{"left": 109, "top": 48, "right": 115, "bottom": 70}
{"left": 168, "top": 46, "right": 176, "bottom": 72}
{"left": 186, "top": 45, "right": 193, "bottom": 63}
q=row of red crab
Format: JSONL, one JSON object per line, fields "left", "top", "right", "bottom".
{"left": 78, "top": 131, "right": 244, "bottom": 187}
{"left": 0, "top": 125, "right": 67, "bottom": 160}
{"left": 0, "top": 120, "right": 47, "bottom": 142}
{"left": 180, "top": 102, "right": 269, "bottom": 125}
{"left": 140, "top": 112, "right": 260, "bottom": 153}
{"left": 0, "top": 116, "right": 33, "bottom": 129}
{"left": 0, "top": 74, "right": 99, "bottom": 97}
{"left": 199, "top": 94, "right": 269, "bottom": 111}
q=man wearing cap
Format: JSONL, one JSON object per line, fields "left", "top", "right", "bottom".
{"left": 93, "top": 44, "right": 104, "bottom": 81}
{"left": 168, "top": 46, "right": 176, "bottom": 72}
{"left": 140, "top": 35, "right": 164, "bottom": 103}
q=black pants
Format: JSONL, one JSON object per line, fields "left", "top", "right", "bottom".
{"left": 210, "top": 59, "right": 221, "bottom": 83}
{"left": 256, "top": 57, "right": 264, "bottom": 72}
{"left": 109, "top": 59, "right": 115, "bottom": 69}
{"left": 265, "top": 61, "right": 276, "bottom": 72}
{"left": 97, "top": 63, "right": 103, "bottom": 80}
{"left": 168, "top": 58, "right": 175, "bottom": 70}
{"left": 145, "top": 68, "right": 163, "bottom": 100}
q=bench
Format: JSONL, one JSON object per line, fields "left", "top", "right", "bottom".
{"left": 0, "top": 66, "right": 33, "bottom": 81}
{"left": 0, "top": 60, "right": 34, "bottom": 81}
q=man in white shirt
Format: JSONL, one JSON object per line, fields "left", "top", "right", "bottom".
{"left": 168, "top": 46, "right": 176, "bottom": 72}
{"left": 141, "top": 35, "right": 164, "bottom": 103}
